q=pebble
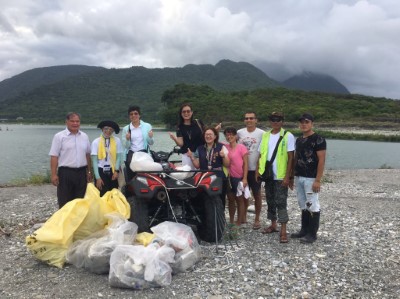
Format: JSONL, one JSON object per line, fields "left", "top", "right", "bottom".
{"left": 0, "top": 169, "right": 399, "bottom": 298}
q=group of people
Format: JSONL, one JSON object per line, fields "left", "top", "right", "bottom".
{"left": 49, "top": 104, "right": 326, "bottom": 244}
{"left": 49, "top": 106, "right": 153, "bottom": 205}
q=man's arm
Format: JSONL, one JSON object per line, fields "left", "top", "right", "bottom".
{"left": 86, "top": 153, "right": 93, "bottom": 182}
{"left": 283, "top": 151, "right": 294, "bottom": 188}
{"left": 313, "top": 150, "right": 326, "bottom": 193}
{"left": 50, "top": 156, "right": 59, "bottom": 186}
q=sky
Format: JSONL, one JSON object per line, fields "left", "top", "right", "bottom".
{"left": 1, "top": 0, "right": 399, "bottom": 99}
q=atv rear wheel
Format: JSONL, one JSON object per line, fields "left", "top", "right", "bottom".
{"left": 198, "top": 195, "right": 225, "bottom": 242}
{"left": 128, "top": 195, "right": 150, "bottom": 233}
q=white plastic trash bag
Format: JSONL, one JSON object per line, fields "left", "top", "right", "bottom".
{"left": 130, "top": 152, "right": 163, "bottom": 172}
{"left": 151, "top": 221, "right": 201, "bottom": 273}
{"left": 66, "top": 213, "right": 138, "bottom": 274}
{"left": 109, "top": 243, "right": 175, "bottom": 289}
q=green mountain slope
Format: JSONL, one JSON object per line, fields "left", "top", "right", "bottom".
{"left": 160, "top": 84, "right": 400, "bottom": 128}
{"left": 0, "top": 65, "right": 104, "bottom": 102}
{"left": 0, "top": 60, "right": 279, "bottom": 123}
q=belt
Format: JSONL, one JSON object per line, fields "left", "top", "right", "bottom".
{"left": 58, "top": 166, "right": 87, "bottom": 171}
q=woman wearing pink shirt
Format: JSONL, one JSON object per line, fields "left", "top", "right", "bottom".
{"left": 224, "top": 127, "right": 249, "bottom": 226}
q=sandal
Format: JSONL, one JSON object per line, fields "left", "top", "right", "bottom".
{"left": 261, "top": 226, "right": 279, "bottom": 234}
{"left": 280, "top": 234, "right": 289, "bottom": 243}
{"left": 252, "top": 222, "right": 261, "bottom": 230}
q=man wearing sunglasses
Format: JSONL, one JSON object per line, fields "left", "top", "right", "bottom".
{"left": 237, "top": 111, "right": 265, "bottom": 229}
{"left": 257, "top": 112, "right": 295, "bottom": 243}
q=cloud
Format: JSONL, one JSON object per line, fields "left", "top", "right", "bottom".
{"left": 0, "top": 0, "right": 399, "bottom": 99}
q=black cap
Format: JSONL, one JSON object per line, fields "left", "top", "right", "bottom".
{"left": 298, "top": 113, "right": 314, "bottom": 122}
{"left": 97, "top": 120, "right": 120, "bottom": 134}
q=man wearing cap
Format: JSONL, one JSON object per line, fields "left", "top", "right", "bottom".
{"left": 257, "top": 112, "right": 295, "bottom": 243}
{"left": 91, "top": 120, "right": 123, "bottom": 196}
{"left": 291, "top": 113, "right": 327, "bottom": 244}
{"left": 49, "top": 112, "right": 92, "bottom": 208}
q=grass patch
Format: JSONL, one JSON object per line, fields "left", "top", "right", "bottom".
{"left": 5, "top": 171, "right": 51, "bottom": 187}
{"left": 379, "top": 164, "right": 393, "bottom": 169}
{"left": 286, "top": 129, "right": 400, "bottom": 142}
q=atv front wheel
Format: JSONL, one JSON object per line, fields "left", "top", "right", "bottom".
{"left": 198, "top": 195, "right": 225, "bottom": 242}
{"left": 128, "top": 195, "right": 150, "bottom": 233}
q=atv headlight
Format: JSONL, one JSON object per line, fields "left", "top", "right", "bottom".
{"left": 209, "top": 174, "right": 217, "bottom": 184}
{"left": 137, "top": 176, "right": 148, "bottom": 186}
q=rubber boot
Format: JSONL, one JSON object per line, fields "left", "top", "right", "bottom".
{"left": 300, "top": 211, "right": 320, "bottom": 244}
{"left": 291, "top": 210, "right": 309, "bottom": 238}
{"left": 279, "top": 222, "right": 288, "bottom": 243}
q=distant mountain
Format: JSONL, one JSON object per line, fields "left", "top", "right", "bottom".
{"left": 282, "top": 71, "right": 350, "bottom": 94}
{"left": 0, "top": 60, "right": 279, "bottom": 123}
{"left": 0, "top": 65, "right": 104, "bottom": 102}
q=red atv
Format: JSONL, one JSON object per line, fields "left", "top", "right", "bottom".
{"left": 123, "top": 147, "right": 225, "bottom": 243}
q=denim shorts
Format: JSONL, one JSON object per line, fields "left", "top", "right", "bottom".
{"left": 295, "top": 176, "right": 320, "bottom": 212}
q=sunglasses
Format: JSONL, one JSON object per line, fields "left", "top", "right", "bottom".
{"left": 244, "top": 117, "right": 255, "bottom": 120}
{"left": 270, "top": 118, "right": 283, "bottom": 122}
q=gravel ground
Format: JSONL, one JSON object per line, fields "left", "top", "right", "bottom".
{"left": 0, "top": 169, "right": 399, "bottom": 299}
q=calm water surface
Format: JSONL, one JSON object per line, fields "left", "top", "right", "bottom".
{"left": 1, "top": 124, "right": 399, "bottom": 184}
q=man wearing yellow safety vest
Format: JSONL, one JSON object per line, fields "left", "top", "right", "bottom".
{"left": 256, "top": 112, "right": 295, "bottom": 243}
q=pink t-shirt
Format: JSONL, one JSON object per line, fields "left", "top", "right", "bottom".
{"left": 226, "top": 143, "right": 248, "bottom": 178}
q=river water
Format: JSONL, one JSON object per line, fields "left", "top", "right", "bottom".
{"left": 1, "top": 124, "right": 399, "bottom": 184}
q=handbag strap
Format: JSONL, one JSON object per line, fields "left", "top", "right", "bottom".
{"left": 195, "top": 119, "right": 204, "bottom": 134}
{"left": 269, "top": 130, "right": 287, "bottom": 164}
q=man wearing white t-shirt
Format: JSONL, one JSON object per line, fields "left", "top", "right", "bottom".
{"left": 237, "top": 111, "right": 264, "bottom": 230}
{"left": 257, "top": 112, "right": 295, "bottom": 243}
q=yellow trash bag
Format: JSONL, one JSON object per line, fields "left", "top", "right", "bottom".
{"left": 26, "top": 183, "right": 130, "bottom": 268}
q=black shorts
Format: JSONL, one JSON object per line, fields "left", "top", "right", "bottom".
{"left": 229, "top": 177, "right": 242, "bottom": 194}
{"left": 247, "top": 170, "right": 261, "bottom": 194}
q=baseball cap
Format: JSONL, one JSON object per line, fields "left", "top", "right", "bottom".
{"left": 298, "top": 113, "right": 314, "bottom": 122}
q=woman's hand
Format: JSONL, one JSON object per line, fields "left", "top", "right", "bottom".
{"left": 96, "top": 178, "right": 104, "bottom": 190}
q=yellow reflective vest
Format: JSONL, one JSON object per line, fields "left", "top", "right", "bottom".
{"left": 258, "top": 129, "right": 289, "bottom": 180}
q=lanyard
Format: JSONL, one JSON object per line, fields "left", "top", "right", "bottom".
{"left": 104, "top": 138, "right": 110, "bottom": 161}
{"left": 205, "top": 143, "right": 215, "bottom": 170}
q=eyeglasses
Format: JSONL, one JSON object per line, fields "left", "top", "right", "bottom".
{"left": 182, "top": 110, "right": 192, "bottom": 114}
{"left": 270, "top": 118, "right": 282, "bottom": 123}
{"left": 244, "top": 117, "right": 255, "bottom": 120}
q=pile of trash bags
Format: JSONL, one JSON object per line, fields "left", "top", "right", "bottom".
{"left": 25, "top": 183, "right": 201, "bottom": 289}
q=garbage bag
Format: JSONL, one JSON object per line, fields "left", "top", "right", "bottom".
{"left": 26, "top": 183, "right": 130, "bottom": 268}
{"left": 109, "top": 243, "right": 175, "bottom": 289}
{"left": 135, "top": 232, "right": 155, "bottom": 246}
{"left": 130, "top": 152, "right": 162, "bottom": 172}
{"left": 169, "top": 165, "right": 193, "bottom": 180}
{"left": 66, "top": 213, "right": 138, "bottom": 274}
{"left": 151, "top": 221, "right": 201, "bottom": 273}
